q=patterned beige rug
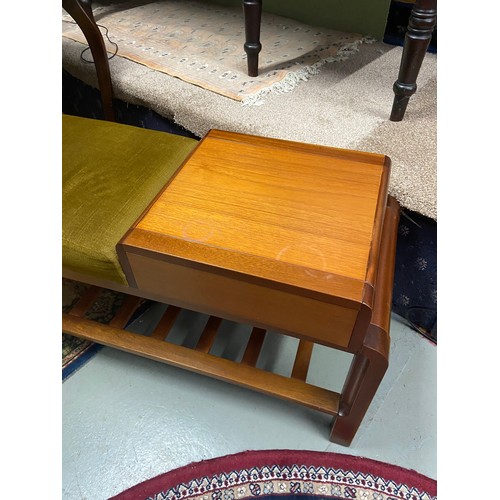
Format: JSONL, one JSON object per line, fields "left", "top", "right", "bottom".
{"left": 62, "top": 0, "right": 365, "bottom": 104}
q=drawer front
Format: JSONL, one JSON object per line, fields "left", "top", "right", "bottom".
{"left": 126, "top": 252, "right": 358, "bottom": 349}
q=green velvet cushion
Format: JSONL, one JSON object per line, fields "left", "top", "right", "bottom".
{"left": 63, "top": 114, "right": 198, "bottom": 285}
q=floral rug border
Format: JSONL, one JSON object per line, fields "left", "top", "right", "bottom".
{"left": 112, "top": 450, "right": 437, "bottom": 500}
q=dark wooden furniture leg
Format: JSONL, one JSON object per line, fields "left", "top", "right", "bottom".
{"left": 243, "top": 0, "right": 262, "bottom": 77}
{"left": 390, "top": 0, "right": 437, "bottom": 121}
{"left": 330, "top": 197, "right": 400, "bottom": 445}
{"left": 62, "top": 0, "right": 115, "bottom": 121}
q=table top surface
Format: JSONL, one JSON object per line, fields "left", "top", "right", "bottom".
{"left": 125, "top": 130, "right": 390, "bottom": 303}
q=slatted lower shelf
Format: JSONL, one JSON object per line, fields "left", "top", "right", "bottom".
{"left": 62, "top": 284, "right": 340, "bottom": 416}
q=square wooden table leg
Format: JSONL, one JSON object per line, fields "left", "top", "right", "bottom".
{"left": 330, "top": 326, "right": 390, "bottom": 445}
{"left": 330, "top": 197, "right": 400, "bottom": 445}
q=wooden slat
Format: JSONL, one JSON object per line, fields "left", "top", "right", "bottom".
{"left": 62, "top": 314, "right": 340, "bottom": 415}
{"left": 150, "top": 305, "right": 181, "bottom": 340}
{"left": 67, "top": 286, "right": 102, "bottom": 317}
{"left": 240, "top": 327, "right": 266, "bottom": 366}
{"left": 195, "top": 316, "right": 222, "bottom": 352}
{"left": 109, "top": 295, "right": 144, "bottom": 329}
{"left": 291, "top": 340, "right": 314, "bottom": 381}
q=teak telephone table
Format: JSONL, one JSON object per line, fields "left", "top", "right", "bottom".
{"left": 63, "top": 129, "right": 400, "bottom": 445}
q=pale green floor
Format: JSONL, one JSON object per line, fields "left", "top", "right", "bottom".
{"left": 62, "top": 308, "right": 437, "bottom": 499}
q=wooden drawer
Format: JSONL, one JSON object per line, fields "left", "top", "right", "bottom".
{"left": 123, "top": 250, "right": 359, "bottom": 349}
{"left": 118, "top": 129, "right": 391, "bottom": 351}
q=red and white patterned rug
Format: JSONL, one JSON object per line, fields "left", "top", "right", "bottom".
{"left": 111, "top": 450, "right": 437, "bottom": 500}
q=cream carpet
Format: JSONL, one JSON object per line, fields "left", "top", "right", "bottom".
{"left": 62, "top": 5, "right": 437, "bottom": 220}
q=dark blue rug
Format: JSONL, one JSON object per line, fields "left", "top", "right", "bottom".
{"left": 392, "top": 209, "right": 437, "bottom": 344}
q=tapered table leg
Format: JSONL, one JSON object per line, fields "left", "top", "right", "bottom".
{"left": 390, "top": 0, "right": 437, "bottom": 121}
{"left": 243, "top": 0, "right": 262, "bottom": 77}
{"left": 62, "top": 0, "right": 115, "bottom": 121}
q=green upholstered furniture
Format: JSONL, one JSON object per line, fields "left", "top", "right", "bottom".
{"left": 62, "top": 114, "right": 198, "bottom": 285}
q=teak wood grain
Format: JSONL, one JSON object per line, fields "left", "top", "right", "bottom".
{"left": 330, "top": 196, "right": 400, "bottom": 445}
{"left": 124, "top": 252, "right": 359, "bottom": 348}
{"left": 151, "top": 305, "right": 181, "bottom": 340}
{"left": 109, "top": 295, "right": 143, "bottom": 329}
{"left": 62, "top": 313, "right": 341, "bottom": 415}
{"left": 291, "top": 340, "right": 314, "bottom": 381}
{"left": 195, "top": 316, "right": 222, "bottom": 352}
{"left": 118, "top": 130, "right": 390, "bottom": 349}
{"left": 130, "top": 130, "right": 387, "bottom": 292}
{"left": 241, "top": 327, "right": 267, "bottom": 366}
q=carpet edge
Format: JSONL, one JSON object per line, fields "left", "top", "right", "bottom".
{"left": 110, "top": 449, "right": 437, "bottom": 500}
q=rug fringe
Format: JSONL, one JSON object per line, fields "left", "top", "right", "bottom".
{"left": 242, "top": 37, "right": 374, "bottom": 106}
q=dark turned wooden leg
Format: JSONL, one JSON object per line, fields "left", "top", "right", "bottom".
{"left": 62, "top": 0, "right": 115, "bottom": 121}
{"left": 330, "top": 197, "right": 400, "bottom": 446}
{"left": 243, "top": 0, "right": 262, "bottom": 77}
{"left": 390, "top": 0, "right": 437, "bottom": 121}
